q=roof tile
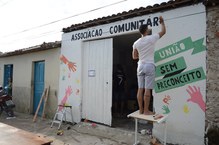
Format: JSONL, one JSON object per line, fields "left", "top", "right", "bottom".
{"left": 0, "top": 41, "right": 61, "bottom": 58}
{"left": 62, "top": 0, "right": 218, "bottom": 33}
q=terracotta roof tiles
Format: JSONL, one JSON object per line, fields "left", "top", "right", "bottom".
{"left": 0, "top": 41, "right": 61, "bottom": 58}
{"left": 62, "top": 0, "right": 218, "bottom": 33}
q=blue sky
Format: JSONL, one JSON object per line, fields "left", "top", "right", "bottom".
{"left": 0, "top": 0, "right": 168, "bottom": 53}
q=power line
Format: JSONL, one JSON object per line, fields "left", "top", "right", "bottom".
{"left": 0, "top": 30, "right": 61, "bottom": 44}
{"left": 1, "top": 0, "right": 128, "bottom": 39}
{"left": 1, "top": 8, "right": 207, "bottom": 47}
{"left": 0, "top": 0, "right": 13, "bottom": 8}
{"left": 1, "top": 1, "right": 206, "bottom": 47}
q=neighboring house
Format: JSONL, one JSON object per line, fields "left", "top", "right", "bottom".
{"left": 59, "top": 0, "right": 219, "bottom": 145}
{"left": 0, "top": 41, "right": 61, "bottom": 118}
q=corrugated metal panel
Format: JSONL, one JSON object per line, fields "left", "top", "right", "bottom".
{"left": 82, "top": 38, "right": 112, "bottom": 126}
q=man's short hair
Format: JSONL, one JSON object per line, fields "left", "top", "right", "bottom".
{"left": 139, "top": 24, "right": 148, "bottom": 35}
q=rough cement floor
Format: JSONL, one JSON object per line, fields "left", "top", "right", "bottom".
{"left": 0, "top": 112, "right": 152, "bottom": 145}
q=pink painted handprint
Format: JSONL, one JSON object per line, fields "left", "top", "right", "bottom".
{"left": 67, "top": 62, "right": 77, "bottom": 72}
{"left": 60, "top": 55, "right": 77, "bottom": 72}
{"left": 59, "top": 86, "right": 73, "bottom": 111}
{"left": 186, "top": 85, "right": 205, "bottom": 112}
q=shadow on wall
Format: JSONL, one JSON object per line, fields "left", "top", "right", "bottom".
{"left": 205, "top": 125, "right": 219, "bottom": 145}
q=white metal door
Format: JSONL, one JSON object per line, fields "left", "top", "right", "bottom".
{"left": 82, "top": 38, "right": 113, "bottom": 126}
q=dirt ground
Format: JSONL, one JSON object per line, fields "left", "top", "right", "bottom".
{"left": 0, "top": 112, "right": 153, "bottom": 145}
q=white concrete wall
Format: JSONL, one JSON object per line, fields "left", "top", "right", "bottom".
{"left": 0, "top": 48, "right": 60, "bottom": 118}
{"left": 153, "top": 4, "right": 206, "bottom": 145}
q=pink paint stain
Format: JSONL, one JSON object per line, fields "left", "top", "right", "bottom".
{"left": 163, "top": 95, "right": 171, "bottom": 105}
{"left": 59, "top": 86, "right": 73, "bottom": 111}
{"left": 76, "top": 89, "right": 80, "bottom": 95}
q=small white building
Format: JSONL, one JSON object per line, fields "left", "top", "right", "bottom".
{"left": 0, "top": 41, "right": 61, "bottom": 118}
{"left": 59, "top": 1, "right": 209, "bottom": 145}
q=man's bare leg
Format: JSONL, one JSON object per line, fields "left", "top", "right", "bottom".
{"left": 137, "top": 88, "right": 144, "bottom": 114}
{"left": 143, "top": 89, "right": 154, "bottom": 115}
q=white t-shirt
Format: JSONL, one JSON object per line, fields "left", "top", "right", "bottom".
{"left": 133, "top": 33, "right": 160, "bottom": 65}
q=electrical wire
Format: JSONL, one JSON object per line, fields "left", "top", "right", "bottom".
{"left": 0, "top": 0, "right": 13, "bottom": 8}
{"left": 0, "top": 0, "right": 209, "bottom": 51}
{"left": 0, "top": 0, "right": 129, "bottom": 52}
{"left": 0, "top": 0, "right": 128, "bottom": 39}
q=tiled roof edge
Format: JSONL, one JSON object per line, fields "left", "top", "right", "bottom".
{"left": 0, "top": 41, "right": 61, "bottom": 58}
{"left": 63, "top": 0, "right": 211, "bottom": 33}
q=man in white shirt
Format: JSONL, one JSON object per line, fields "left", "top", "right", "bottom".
{"left": 132, "top": 16, "right": 166, "bottom": 115}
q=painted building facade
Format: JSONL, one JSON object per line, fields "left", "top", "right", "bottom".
{"left": 0, "top": 42, "right": 61, "bottom": 118}
{"left": 0, "top": 0, "right": 217, "bottom": 144}
{"left": 59, "top": 1, "right": 215, "bottom": 144}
